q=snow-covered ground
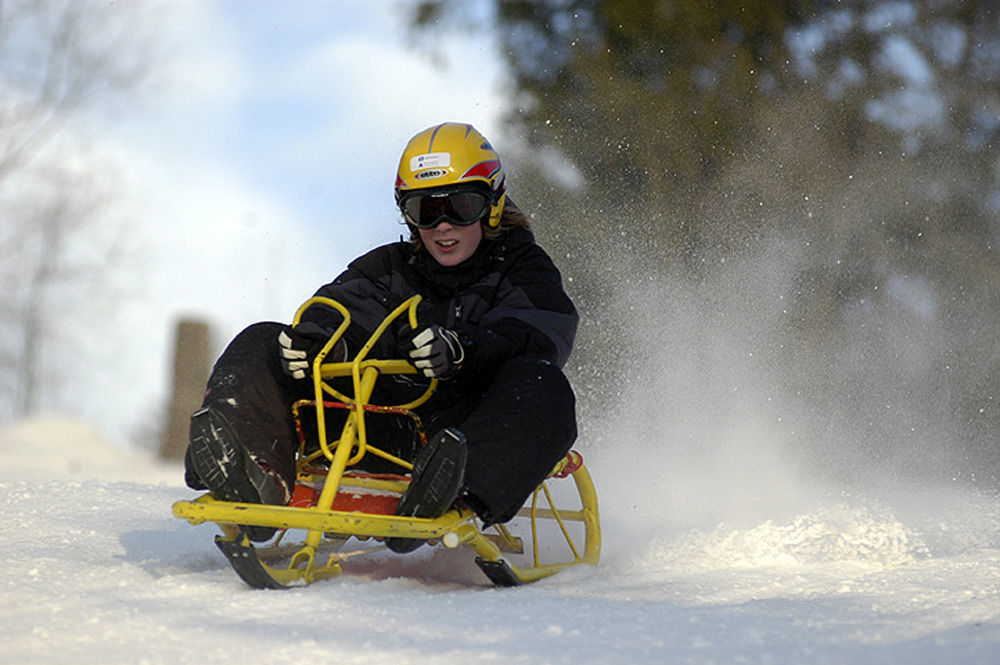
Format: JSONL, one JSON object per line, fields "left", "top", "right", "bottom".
{"left": 2, "top": 417, "right": 999, "bottom": 664}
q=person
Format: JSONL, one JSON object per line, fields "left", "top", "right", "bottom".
{"left": 183, "top": 122, "right": 579, "bottom": 552}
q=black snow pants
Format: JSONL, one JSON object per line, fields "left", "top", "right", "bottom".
{"left": 190, "top": 322, "right": 578, "bottom": 524}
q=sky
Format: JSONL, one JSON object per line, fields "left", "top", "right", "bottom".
{"left": 68, "top": 1, "right": 510, "bottom": 445}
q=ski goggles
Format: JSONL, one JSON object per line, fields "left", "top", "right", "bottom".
{"left": 399, "top": 187, "right": 492, "bottom": 229}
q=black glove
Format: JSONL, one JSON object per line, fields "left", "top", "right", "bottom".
{"left": 403, "top": 324, "right": 466, "bottom": 379}
{"left": 277, "top": 322, "right": 345, "bottom": 379}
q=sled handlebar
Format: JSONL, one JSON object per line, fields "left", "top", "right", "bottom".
{"left": 291, "top": 295, "right": 437, "bottom": 470}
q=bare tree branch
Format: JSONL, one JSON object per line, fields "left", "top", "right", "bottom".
{"left": 0, "top": 0, "right": 154, "bottom": 420}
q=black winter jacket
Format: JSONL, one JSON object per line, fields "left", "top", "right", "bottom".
{"left": 301, "top": 226, "right": 577, "bottom": 381}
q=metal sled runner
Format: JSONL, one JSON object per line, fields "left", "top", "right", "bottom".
{"left": 172, "top": 296, "right": 601, "bottom": 588}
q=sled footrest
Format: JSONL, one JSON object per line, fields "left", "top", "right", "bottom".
{"left": 475, "top": 557, "right": 524, "bottom": 587}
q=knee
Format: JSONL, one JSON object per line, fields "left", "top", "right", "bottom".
{"left": 209, "top": 321, "right": 287, "bottom": 383}
{"left": 233, "top": 321, "right": 285, "bottom": 348}
{"left": 498, "top": 355, "right": 574, "bottom": 395}
{"left": 492, "top": 355, "right": 576, "bottom": 426}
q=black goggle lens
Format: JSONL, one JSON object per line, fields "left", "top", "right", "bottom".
{"left": 401, "top": 190, "right": 491, "bottom": 229}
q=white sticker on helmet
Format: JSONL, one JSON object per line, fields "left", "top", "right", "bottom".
{"left": 411, "top": 152, "right": 451, "bottom": 172}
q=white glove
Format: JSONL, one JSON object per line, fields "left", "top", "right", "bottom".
{"left": 406, "top": 325, "right": 465, "bottom": 378}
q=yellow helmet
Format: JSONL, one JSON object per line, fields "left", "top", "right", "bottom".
{"left": 395, "top": 122, "right": 507, "bottom": 228}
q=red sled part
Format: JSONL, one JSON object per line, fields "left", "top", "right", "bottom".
{"left": 289, "top": 472, "right": 406, "bottom": 515}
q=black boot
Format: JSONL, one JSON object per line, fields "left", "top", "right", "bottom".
{"left": 386, "top": 428, "right": 467, "bottom": 553}
{"left": 185, "top": 406, "right": 286, "bottom": 541}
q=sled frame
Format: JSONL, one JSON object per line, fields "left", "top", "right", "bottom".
{"left": 172, "top": 295, "right": 600, "bottom": 588}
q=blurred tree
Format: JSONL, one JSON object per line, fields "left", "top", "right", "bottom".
{"left": 410, "top": 0, "right": 813, "bottom": 255}
{"left": 0, "top": 1, "right": 153, "bottom": 418}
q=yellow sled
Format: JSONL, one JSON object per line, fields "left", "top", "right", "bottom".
{"left": 172, "top": 296, "right": 600, "bottom": 588}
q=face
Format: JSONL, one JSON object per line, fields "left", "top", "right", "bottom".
{"left": 418, "top": 220, "right": 483, "bottom": 266}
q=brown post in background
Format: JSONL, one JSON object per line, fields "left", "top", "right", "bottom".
{"left": 159, "top": 319, "right": 211, "bottom": 460}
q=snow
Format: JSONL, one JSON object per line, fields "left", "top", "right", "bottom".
{"left": 2, "top": 418, "right": 1000, "bottom": 664}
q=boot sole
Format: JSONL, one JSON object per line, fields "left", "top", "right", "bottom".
{"left": 187, "top": 407, "right": 278, "bottom": 542}
{"left": 386, "top": 428, "right": 467, "bottom": 553}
